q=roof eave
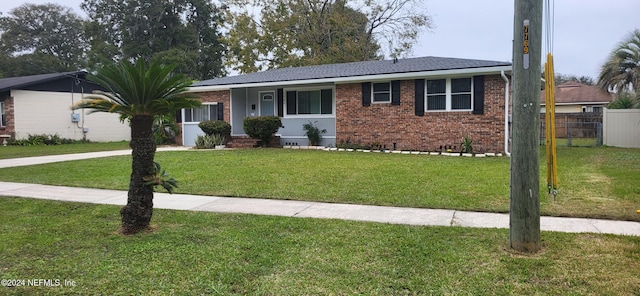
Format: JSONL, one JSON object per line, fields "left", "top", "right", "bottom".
{"left": 0, "top": 71, "right": 86, "bottom": 93}
{"left": 188, "top": 65, "right": 513, "bottom": 92}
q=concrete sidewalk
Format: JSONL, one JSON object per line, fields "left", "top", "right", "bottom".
{"left": 0, "top": 146, "right": 190, "bottom": 169}
{"left": 0, "top": 148, "right": 638, "bottom": 236}
{"left": 0, "top": 181, "right": 638, "bottom": 236}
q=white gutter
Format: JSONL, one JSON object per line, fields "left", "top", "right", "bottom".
{"left": 501, "top": 70, "right": 511, "bottom": 156}
{"left": 188, "top": 65, "right": 513, "bottom": 92}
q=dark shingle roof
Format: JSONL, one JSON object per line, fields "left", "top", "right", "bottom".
{"left": 194, "top": 56, "right": 511, "bottom": 87}
{"left": 0, "top": 71, "right": 86, "bottom": 92}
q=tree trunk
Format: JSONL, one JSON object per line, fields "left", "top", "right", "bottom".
{"left": 120, "top": 115, "right": 156, "bottom": 234}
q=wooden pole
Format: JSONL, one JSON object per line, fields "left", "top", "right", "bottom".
{"left": 510, "top": 0, "right": 543, "bottom": 253}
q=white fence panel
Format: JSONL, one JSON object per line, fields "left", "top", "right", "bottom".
{"left": 603, "top": 108, "right": 640, "bottom": 148}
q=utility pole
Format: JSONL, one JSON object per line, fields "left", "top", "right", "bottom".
{"left": 510, "top": 0, "right": 543, "bottom": 253}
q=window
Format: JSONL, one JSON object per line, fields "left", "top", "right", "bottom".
{"left": 451, "top": 78, "right": 472, "bottom": 110}
{"left": 0, "top": 101, "right": 5, "bottom": 127}
{"left": 426, "top": 78, "right": 473, "bottom": 111}
{"left": 286, "top": 88, "right": 333, "bottom": 115}
{"left": 184, "top": 104, "right": 218, "bottom": 122}
{"left": 426, "top": 79, "right": 446, "bottom": 110}
{"left": 372, "top": 82, "right": 391, "bottom": 103}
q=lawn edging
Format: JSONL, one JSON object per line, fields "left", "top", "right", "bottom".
{"left": 282, "top": 145, "right": 504, "bottom": 157}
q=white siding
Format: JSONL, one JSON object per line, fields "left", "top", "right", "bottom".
{"left": 603, "top": 108, "right": 640, "bottom": 148}
{"left": 12, "top": 90, "right": 130, "bottom": 142}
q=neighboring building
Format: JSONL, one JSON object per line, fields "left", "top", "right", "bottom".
{"left": 0, "top": 71, "right": 130, "bottom": 142}
{"left": 187, "top": 56, "right": 512, "bottom": 153}
{"left": 540, "top": 81, "right": 614, "bottom": 113}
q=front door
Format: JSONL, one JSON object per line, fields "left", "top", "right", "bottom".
{"left": 260, "top": 91, "right": 275, "bottom": 116}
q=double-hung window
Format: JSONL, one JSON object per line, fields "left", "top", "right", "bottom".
{"left": 184, "top": 104, "right": 218, "bottom": 122}
{"left": 426, "top": 77, "right": 473, "bottom": 111}
{"left": 451, "top": 78, "right": 472, "bottom": 110}
{"left": 426, "top": 79, "right": 446, "bottom": 110}
{"left": 286, "top": 88, "right": 333, "bottom": 115}
{"left": 372, "top": 82, "right": 391, "bottom": 103}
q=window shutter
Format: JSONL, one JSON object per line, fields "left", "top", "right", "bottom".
{"left": 391, "top": 80, "right": 401, "bottom": 105}
{"left": 473, "top": 76, "right": 485, "bottom": 115}
{"left": 175, "top": 110, "right": 182, "bottom": 123}
{"left": 414, "top": 79, "right": 425, "bottom": 116}
{"left": 362, "top": 82, "right": 371, "bottom": 107}
{"left": 217, "top": 102, "right": 224, "bottom": 120}
{"left": 277, "top": 88, "right": 284, "bottom": 117}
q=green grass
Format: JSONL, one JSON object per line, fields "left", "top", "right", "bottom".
{"left": 0, "top": 141, "right": 131, "bottom": 159}
{"left": 549, "top": 138, "right": 599, "bottom": 147}
{"left": 1, "top": 197, "right": 638, "bottom": 295}
{"left": 0, "top": 146, "right": 638, "bottom": 221}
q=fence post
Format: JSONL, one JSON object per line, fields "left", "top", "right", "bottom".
{"left": 596, "top": 122, "right": 603, "bottom": 146}
{"left": 567, "top": 122, "right": 572, "bottom": 147}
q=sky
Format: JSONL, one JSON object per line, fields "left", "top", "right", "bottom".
{"left": 1, "top": 0, "right": 639, "bottom": 79}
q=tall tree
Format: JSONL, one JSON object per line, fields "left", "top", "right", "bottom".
{"left": 598, "top": 29, "right": 640, "bottom": 99}
{"left": 0, "top": 3, "right": 87, "bottom": 75}
{"left": 554, "top": 73, "right": 594, "bottom": 85}
{"left": 81, "top": 0, "right": 225, "bottom": 80}
{"left": 224, "top": 0, "right": 431, "bottom": 73}
{"left": 72, "top": 60, "right": 201, "bottom": 234}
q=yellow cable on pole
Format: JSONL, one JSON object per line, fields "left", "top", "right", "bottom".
{"left": 545, "top": 53, "right": 558, "bottom": 199}
{"left": 544, "top": 0, "right": 558, "bottom": 199}
{"left": 544, "top": 61, "right": 552, "bottom": 191}
{"left": 548, "top": 54, "right": 558, "bottom": 193}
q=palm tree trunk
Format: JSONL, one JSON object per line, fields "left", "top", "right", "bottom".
{"left": 121, "top": 115, "right": 156, "bottom": 234}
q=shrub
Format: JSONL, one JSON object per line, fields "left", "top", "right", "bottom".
{"left": 461, "top": 135, "right": 473, "bottom": 154}
{"left": 198, "top": 120, "right": 231, "bottom": 137}
{"left": 194, "top": 134, "right": 226, "bottom": 149}
{"left": 302, "top": 121, "right": 327, "bottom": 146}
{"left": 243, "top": 116, "right": 283, "bottom": 147}
{"left": 9, "top": 134, "right": 84, "bottom": 146}
{"left": 153, "top": 114, "right": 180, "bottom": 145}
{"left": 607, "top": 95, "right": 639, "bottom": 109}
{"left": 194, "top": 135, "right": 215, "bottom": 149}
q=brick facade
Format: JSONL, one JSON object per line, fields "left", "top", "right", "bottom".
{"left": 196, "top": 90, "right": 231, "bottom": 122}
{"left": 335, "top": 75, "right": 506, "bottom": 153}
{"left": 190, "top": 75, "right": 507, "bottom": 153}
{"left": 0, "top": 96, "right": 15, "bottom": 138}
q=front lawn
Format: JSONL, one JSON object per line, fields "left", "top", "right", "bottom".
{"left": 0, "top": 197, "right": 638, "bottom": 295}
{"left": 0, "top": 141, "right": 131, "bottom": 159}
{"left": 0, "top": 146, "right": 637, "bottom": 221}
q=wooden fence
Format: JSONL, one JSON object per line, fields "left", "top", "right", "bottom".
{"left": 540, "top": 113, "right": 602, "bottom": 146}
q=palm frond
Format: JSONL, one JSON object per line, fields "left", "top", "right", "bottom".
{"left": 598, "top": 29, "right": 640, "bottom": 94}
{"left": 74, "top": 59, "right": 201, "bottom": 117}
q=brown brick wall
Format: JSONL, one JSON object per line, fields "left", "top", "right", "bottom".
{"left": 197, "top": 90, "right": 231, "bottom": 122}
{"left": 0, "top": 96, "right": 15, "bottom": 138}
{"left": 335, "top": 75, "right": 506, "bottom": 153}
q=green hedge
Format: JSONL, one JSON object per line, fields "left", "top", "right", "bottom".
{"left": 243, "top": 116, "right": 283, "bottom": 147}
{"left": 198, "top": 120, "right": 231, "bottom": 137}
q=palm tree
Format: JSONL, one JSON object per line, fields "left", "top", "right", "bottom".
{"left": 73, "top": 59, "right": 201, "bottom": 234}
{"left": 607, "top": 95, "right": 638, "bottom": 109}
{"left": 598, "top": 29, "right": 640, "bottom": 99}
